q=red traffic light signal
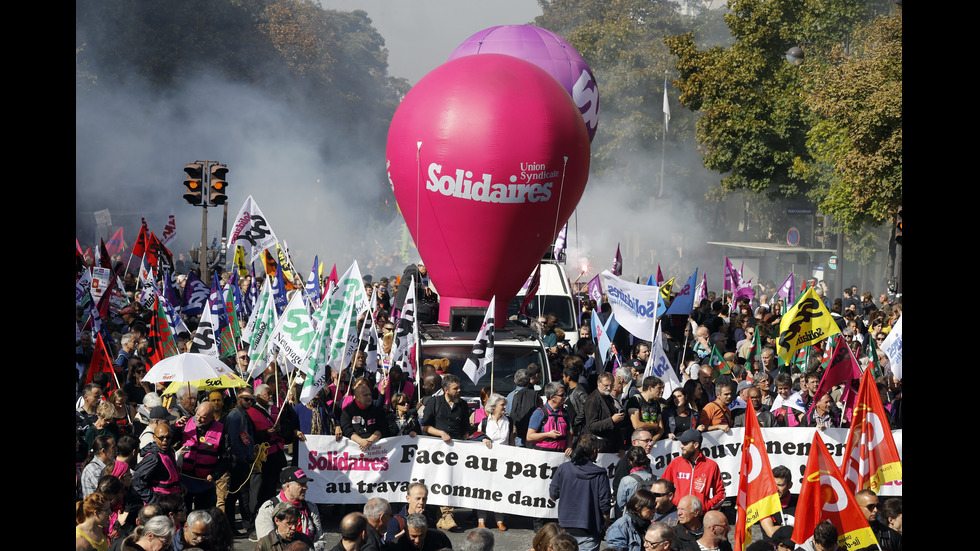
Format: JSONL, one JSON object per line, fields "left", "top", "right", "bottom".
{"left": 209, "top": 164, "right": 229, "bottom": 205}
{"left": 183, "top": 163, "right": 204, "bottom": 205}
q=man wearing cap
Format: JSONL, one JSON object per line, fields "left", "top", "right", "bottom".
{"left": 661, "top": 429, "right": 725, "bottom": 511}
{"left": 255, "top": 467, "right": 323, "bottom": 543}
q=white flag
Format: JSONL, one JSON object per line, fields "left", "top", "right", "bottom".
{"left": 230, "top": 195, "right": 279, "bottom": 263}
{"left": 269, "top": 292, "right": 317, "bottom": 369}
{"left": 881, "top": 315, "right": 903, "bottom": 380}
{"left": 462, "top": 297, "right": 496, "bottom": 385}
{"left": 391, "top": 275, "right": 417, "bottom": 370}
{"left": 190, "top": 302, "right": 220, "bottom": 358}
{"left": 643, "top": 323, "right": 681, "bottom": 396}
{"left": 355, "top": 291, "right": 380, "bottom": 372}
{"left": 601, "top": 270, "right": 660, "bottom": 341}
{"left": 161, "top": 209, "right": 177, "bottom": 246}
{"left": 663, "top": 75, "right": 671, "bottom": 133}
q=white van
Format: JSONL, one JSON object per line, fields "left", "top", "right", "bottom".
{"left": 507, "top": 251, "right": 580, "bottom": 348}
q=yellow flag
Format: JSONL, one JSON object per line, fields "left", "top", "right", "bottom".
{"left": 233, "top": 245, "right": 249, "bottom": 277}
{"left": 777, "top": 287, "right": 840, "bottom": 363}
{"left": 275, "top": 244, "right": 298, "bottom": 289}
{"left": 660, "top": 277, "right": 674, "bottom": 301}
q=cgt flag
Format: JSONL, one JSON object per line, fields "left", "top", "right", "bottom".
{"left": 840, "top": 367, "right": 903, "bottom": 495}
{"left": 777, "top": 287, "right": 840, "bottom": 365}
{"left": 792, "top": 432, "right": 878, "bottom": 551}
{"left": 734, "top": 400, "right": 781, "bottom": 551}
{"left": 463, "top": 297, "right": 495, "bottom": 385}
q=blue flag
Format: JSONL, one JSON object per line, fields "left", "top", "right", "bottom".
{"left": 181, "top": 271, "right": 210, "bottom": 316}
{"left": 665, "top": 269, "right": 698, "bottom": 316}
{"left": 271, "top": 262, "right": 289, "bottom": 317}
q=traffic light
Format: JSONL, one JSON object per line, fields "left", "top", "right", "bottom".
{"left": 183, "top": 163, "right": 204, "bottom": 205}
{"left": 895, "top": 206, "right": 902, "bottom": 245}
{"left": 209, "top": 164, "right": 228, "bottom": 205}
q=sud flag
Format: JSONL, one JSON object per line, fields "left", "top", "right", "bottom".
{"left": 593, "top": 311, "right": 617, "bottom": 366}
{"left": 777, "top": 287, "right": 840, "bottom": 365}
{"left": 777, "top": 273, "right": 796, "bottom": 305}
{"left": 462, "top": 297, "right": 496, "bottom": 385}
{"left": 587, "top": 274, "right": 603, "bottom": 306}
{"left": 793, "top": 432, "right": 878, "bottom": 551}
{"left": 391, "top": 275, "right": 418, "bottom": 371}
{"left": 665, "top": 269, "right": 697, "bottom": 316}
{"left": 734, "top": 400, "right": 781, "bottom": 551}
{"left": 880, "top": 315, "right": 902, "bottom": 381}
{"left": 181, "top": 272, "right": 210, "bottom": 317}
{"left": 305, "top": 255, "right": 322, "bottom": 312}
{"left": 231, "top": 195, "right": 279, "bottom": 263}
{"left": 147, "top": 295, "right": 180, "bottom": 366}
{"left": 643, "top": 323, "right": 682, "bottom": 395}
{"left": 190, "top": 298, "right": 220, "bottom": 358}
{"left": 519, "top": 264, "right": 541, "bottom": 316}
{"left": 840, "top": 368, "right": 903, "bottom": 495}
{"left": 356, "top": 290, "right": 380, "bottom": 372}
{"left": 161, "top": 209, "right": 177, "bottom": 246}
{"left": 724, "top": 258, "right": 738, "bottom": 291}
{"left": 552, "top": 223, "right": 567, "bottom": 258}
{"left": 611, "top": 243, "right": 623, "bottom": 276}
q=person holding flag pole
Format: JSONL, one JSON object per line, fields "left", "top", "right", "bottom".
{"left": 462, "top": 297, "right": 496, "bottom": 391}
{"left": 733, "top": 400, "right": 782, "bottom": 551}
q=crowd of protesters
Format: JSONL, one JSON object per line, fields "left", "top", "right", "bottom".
{"left": 76, "top": 253, "right": 902, "bottom": 551}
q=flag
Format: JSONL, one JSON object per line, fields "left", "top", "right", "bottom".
{"left": 462, "top": 297, "right": 496, "bottom": 384}
{"left": 305, "top": 255, "right": 322, "bottom": 312}
{"left": 180, "top": 272, "right": 210, "bottom": 317}
{"left": 665, "top": 269, "right": 698, "bottom": 316}
{"left": 777, "top": 287, "right": 841, "bottom": 364}
{"left": 553, "top": 223, "right": 567, "bottom": 258}
{"left": 866, "top": 337, "right": 882, "bottom": 379}
{"left": 276, "top": 243, "right": 299, "bottom": 290}
{"left": 644, "top": 323, "right": 682, "bottom": 395}
{"left": 656, "top": 265, "right": 665, "bottom": 286}
{"left": 587, "top": 274, "right": 603, "bottom": 306}
{"left": 270, "top": 261, "right": 289, "bottom": 317}
{"left": 655, "top": 277, "right": 675, "bottom": 317}
{"left": 105, "top": 227, "right": 125, "bottom": 256}
{"left": 98, "top": 239, "right": 112, "bottom": 269}
{"left": 746, "top": 321, "right": 763, "bottom": 370}
{"left": 593, "top": 311, "right": 617, "bottom": 366}
{"left": 243, "top": 279, "right": 277, "bottom": 378}
{"left": 189, "top": 298, "right": 220, "bottom": 358}
{"left": 776, "top": 273, "right": 795, "bottom": 305}
{"left": 840, "top": 368, "right": 903, "bottom": 495}
{"left": 519, "top": 264, "right": 541, "bottom": 316}
{"left": 724, "top": 258, "right": 737, "bottom": 291}
{"left": 391, "top": 275, "right": 418, "bottom": 369}
{"left": 733, "top": 400, "right": 782, "bottom": 551}
{"left": 269, "top": 292, "right": 318, "bottom": 368}
{"left": 147, "top": 295, "right": 180, "bottom": 366}
{"left": 326, "top": 263, "right": 338, "bottom": 290}
{"left": 600, "top": 270, "right": 659, "bottom": 341}
{"left": 131, "top": 223, "right": 149, "bottom": 260}
{"left": 793, "top": 432, "right": 878, "bottom": 551}
{"left": 708, "top": 344, "right": 730, "bottom": 377}
{"left": 230, "top": 195, "right": 279, "bottom": 263}
{"left": 222, "top": 279, "right": 242, "bottom": 356}
{"left": 880, "top": 315, "right": 902, "bottom": 380}
{"left": 694, "top": 270, "right": 707, "bottom": 304}
{"left": 356, "top": 291, "right": 380, "bottom": 372}
{"left": 611, "top": 244, "right": 623, "bottom": 276}
{"left": 662, "top": 74, "right": 671, "bottom": 132}
{"left": 161, "top": 209, "right": 177, "bottom": 246}
{"left": 85, "top": 333, "right": 119, "bottom": 394}
{"left": 233, "top": 245, "right": 249, "bottom": 278}
{"left": 807, "top": 337, "right": 861, "bottom": 419}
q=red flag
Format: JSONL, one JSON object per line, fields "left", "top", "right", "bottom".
{"left": 656, "top": 264, "right": 665, "bottom": 286}
{"left": 807, "top": 336, "right": 861, "bottom": 418}
{"left": 792, "top": 432, "right": 877, "bottom": 550}
{"left": 327, "top": 263, "right": 338, "bottom": 289}
{"left": 131, "top": 223, "right": 149, "bottom": 259}
{"left": 840, "top": 368, "right": 903, "bottom": 494}
{"left": 147, "top": 296, "right": 180, "bottom": 368}
{"left": 96, "top": 272, "right": 119, "bottom": 320}
{"left": 146, "top": 231, "right": 174, "bottom": 270}
{"left": 105, "top": 227, "right": 125, "bottom": 256}
{"left": 519, "top": 264, "right": 541, "bottom": 315}
{"left": 85, "top": 333, "right": 119, "bottom": 394}
{"left": 734, "top": 400, "right": 781, "bottom": 551}
{"left": 99, "top": 239, "right": 112, "bottom": 269}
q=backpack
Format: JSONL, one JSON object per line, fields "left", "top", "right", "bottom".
{"left": 524, "top": 406, "right": 569, "bottom": 449}
{"left": 510, "top": 387, "right": 540, "bottom": 442}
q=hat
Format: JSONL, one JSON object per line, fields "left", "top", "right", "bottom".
{"left": 736, "top": 381, "right": 754, "bottom": 393}
{"left": 120, "top": 306, "right": 136, "bottom": 316}
{"left": 149, "top": 406, "right": 177, "bottom": 422}
{"left": 678, "top": 429, "right": 703, "bottom": 444}
{"left": 280, "top": 467, "right": 313, "bottom": 485}
{"left": 772, "top": 526, "right": 796, "bottom": 549}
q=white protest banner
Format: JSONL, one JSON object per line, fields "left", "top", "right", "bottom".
{"left": 91, "top": 267, "right": 112, "bottom": 303}
{"left": 269, "top": 292, "right": 317, "bottom": 367}
{"left": 302, "top": 435, "right": 565, "bottom": 517}
{"left": 601, "top": 270, "right": 659, "bottom": 340}
{"left": 230, "top": 195, "right": 279, "bottom": 263}
{"left": 881, "top": 315, "right": 902, "bottom": 380}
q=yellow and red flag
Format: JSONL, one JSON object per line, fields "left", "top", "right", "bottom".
{"left": 840, "top": 368, "right": 903, "bottom": 494}
{"left": 793, "top": 432, "right": 877, "bottom": 550}
{"left": 777, "top": 287, "right": 840, "bottom": 364}
{"left": 733, "top": 400, "right": 781, "bottom": 551}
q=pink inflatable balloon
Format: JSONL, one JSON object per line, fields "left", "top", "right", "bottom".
{"left": 386, "top": 54, "right": 591, "bottom": 326}
{"left": 448, "top": 25, "right": 600, "bottom": 142}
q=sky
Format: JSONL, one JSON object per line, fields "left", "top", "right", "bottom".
{"left": 320, "top": 0, "right": 544, "bottom": 84}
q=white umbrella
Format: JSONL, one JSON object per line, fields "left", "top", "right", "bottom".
{"left": 143, "top": 353, "right": 235, "bottom": 385}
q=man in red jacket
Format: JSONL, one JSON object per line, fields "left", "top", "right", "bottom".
{"left": 661, "top": 429, "right": 725, "bottom": 511}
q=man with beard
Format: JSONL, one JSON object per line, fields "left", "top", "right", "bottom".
{"left": 661, "top": 429, "right": 725, "bottom": 511}
{"left": 583, "top": 371, "right": 628, "bottom": 452}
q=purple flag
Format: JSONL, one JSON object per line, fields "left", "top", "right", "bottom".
{"left": 724, "top": 257, "right": 737, "bottom": 291}
{"left": 588, "top": 274, "right": 603, "bottom": 306}
{"left": 776, "top": 273, "right": 795, "bottom": 304}
{"left": 612, "top": 244, "right": 623, "bottom": 276}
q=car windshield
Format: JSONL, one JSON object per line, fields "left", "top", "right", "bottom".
{"left": 507, "top": 295, "right": 577, "bottom": 331}
{"left": 420, "top": 344, "right": 548, "bottom": 398}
